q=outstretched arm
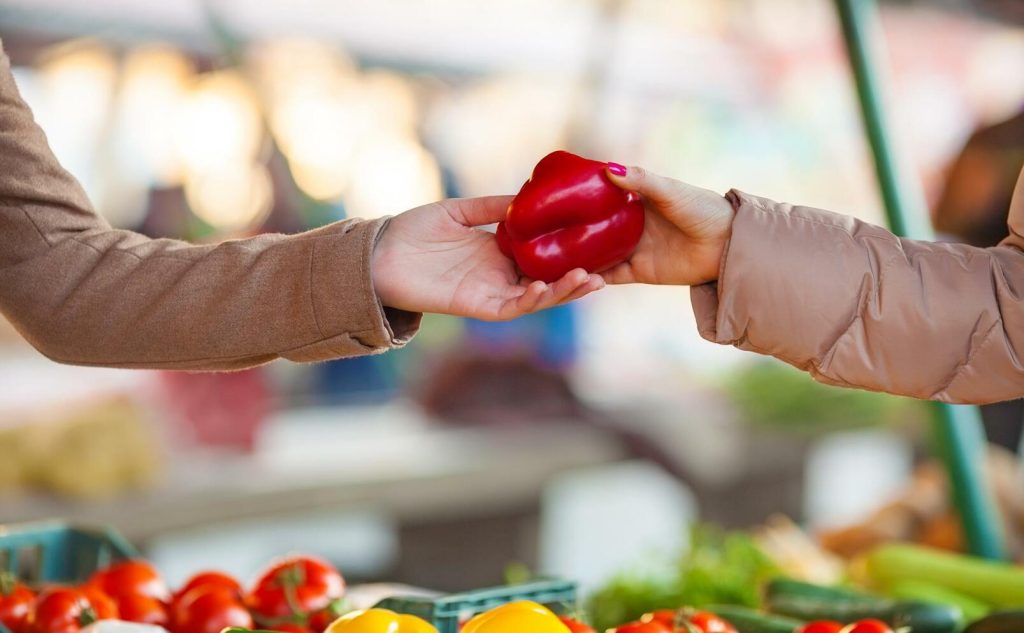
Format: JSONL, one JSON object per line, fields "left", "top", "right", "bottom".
{"left": 0, "top": 43, "right": 600, "bottom": 370}
{"left": 604, "top": 164, "right": 1024, "bottom": 404}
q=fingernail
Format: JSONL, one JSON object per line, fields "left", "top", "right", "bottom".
{"left": 607, "top": 162, "right": 627, "bottom": 177}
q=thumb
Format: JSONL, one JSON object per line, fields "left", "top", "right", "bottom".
{"left": 605, "top": 163, "right": 682, "bottom": 207}
{"left": 444, "top": 195, "right": 515, "bottom": 227}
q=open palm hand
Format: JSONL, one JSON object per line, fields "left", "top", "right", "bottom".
{"left": 372, "top": 196, "right": 604, "bottom": 320}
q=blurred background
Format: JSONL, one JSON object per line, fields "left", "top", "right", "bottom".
{"left": 1, "top": 0, "right": 1024, "bottom": 604}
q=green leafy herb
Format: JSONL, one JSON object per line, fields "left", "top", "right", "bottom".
{"left": 586, "top": 525, "right": 778, "bottom": 631}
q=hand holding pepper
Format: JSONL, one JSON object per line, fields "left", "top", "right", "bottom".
{"left": 599, "top": 165, "right": 735, "bottom": 286}
{"left": 372, "top": 196, "right": 605, "bottom": 320}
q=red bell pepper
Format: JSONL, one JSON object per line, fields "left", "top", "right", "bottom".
{"left": 495, "top": 151, "right": 644, "bottom": 282}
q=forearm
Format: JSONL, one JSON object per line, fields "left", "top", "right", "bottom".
{"left": 0, "top": 40, "right": 418, "bottom": 370}
{"left": 1, "top": 221, "right": 420, "bottom": 370}
{"left": 692, "top": 190, "right": 1024, "bottom": 404}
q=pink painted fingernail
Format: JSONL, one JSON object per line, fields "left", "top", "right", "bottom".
{"left": 607, "top": 162, "right": 627, "bottom": 177}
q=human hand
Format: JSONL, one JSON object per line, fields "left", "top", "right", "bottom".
{"left": 600, "top": 164, "right": 735, "bottom": 286}
{"left": 372, "top": 196, "right": 605, "bottom": 320}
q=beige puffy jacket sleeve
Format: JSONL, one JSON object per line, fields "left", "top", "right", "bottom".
{"left": 691, "top": 170, "right": 1024, "bottom": 405}
{"left": 0, "top": 41, "right": 419, "bottom": 370}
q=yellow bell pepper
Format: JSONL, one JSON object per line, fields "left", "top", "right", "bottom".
{"left": 324, "top": 608, "right": 438, "bottom": 633}
{"left": 461, "top": 601, "right": 568, "bottom": 633}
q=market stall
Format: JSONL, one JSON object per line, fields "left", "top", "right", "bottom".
{"left": 2, "top": 0, "right": 1024, "bottom": 633}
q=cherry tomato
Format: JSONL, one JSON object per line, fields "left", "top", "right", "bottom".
{"left": 614, "top": 621, "right": 672, "bottom": 633}
{"left": 799, "top": 622, "right": 845, "bottom": 633}
{"left": 248, "top": 556, "right": 345, "bottom": 623}
{"left": 0, "top": 579, "right": 34, "bottom": 633}
{"left": 174, "top": 588, "right": 252, "bottom": 633}
{"left": 840, "top": 621, "right": 894, "bottom": 633}
{"left": 641, "top": 609, "right": 737, "bottom": 633}
{"left": 558, "top": 616, "right": 596, "bottom": 633}
{"left": 32, "top": 588, "right": 101, "bottom": 633}
{"left": 75, "top": 587, "right": 117, "bottom": 621}
{"left": 687, "top": 611, "right": 738, "bottom": 633}
{"left": 308, "top": 602, "right": 348, "bottom": 633}
{"left": 170, "top": 573, "right": 242, "bottom": 631}
{"left": 640, "top": 611, "right": 676, "bottom": 627}
{"left": 308, "top": 610, "right": 333, "bottom": 633}
{"left": 88, "top": 561, "right": 169, "bottom": 603}
{"left": 174, "top": 572, "right": 242, "bottom": 602}
{"left": 268, "top": 624, "right": 314, "bottom": 633}
{"left": 116, "top": 594, "right": 168, "bottom": 627}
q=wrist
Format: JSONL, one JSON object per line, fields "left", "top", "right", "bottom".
{"left": 694, "top": 191, "right": 735, "bottom": 284}
{"left": 371, "top": 219, "right": 399, "bottom": 309}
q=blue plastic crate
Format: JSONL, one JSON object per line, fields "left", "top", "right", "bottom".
{"left": 374, "top": 578, "right": 578, "bottom": 633}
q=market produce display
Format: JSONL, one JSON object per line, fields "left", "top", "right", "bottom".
{"left": 6, "top": 536, "right": 1024, "bottom": 633}
{"left": 494, "top": 150, "right": 644, "bottom": 282}
{"left": 0, "top": 556, "right": 348, "bottom": 633}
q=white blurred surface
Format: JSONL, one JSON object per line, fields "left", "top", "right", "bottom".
{"left": 804, "top": 428, "right": 914, "bottom": 530}
{"left": 540, "top": 460, "right": 695, "bottom": 592}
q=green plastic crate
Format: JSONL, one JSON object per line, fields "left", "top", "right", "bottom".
{"left": 374, "top": 578, "right": 577, "bottom": 633}
{"left": 0, "top": 522, "right": 138, "bottom": 584}
{"left": 0, "top": 522, "right": 139, "bottom": 633}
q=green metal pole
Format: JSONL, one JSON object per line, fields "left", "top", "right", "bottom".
{"left": 834, "top": 0, "right": 1006, "bottom": 560}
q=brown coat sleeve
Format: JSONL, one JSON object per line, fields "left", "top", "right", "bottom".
{"left": 0, "top": 43, "right": 419, "bottom": 370}
{"left": 691, "top": 173, "right": 1024, "bottom": 405}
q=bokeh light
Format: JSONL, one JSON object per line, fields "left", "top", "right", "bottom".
{"left": 343, "top": 135, "right": 443, "bottom": 219}
{"left": 183, "top": 162, "right": 273, "bottom": 231}
{"left": 114, "top": 45, "right": 195, "bottom": 187}
{"left": 173, "top": 70, "right": 263, "bottom": 175}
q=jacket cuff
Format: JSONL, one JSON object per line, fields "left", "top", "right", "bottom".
{"left": 689, "top": 189, "right": 866, "bottom": 362}
{"left": 302, "top": 218, "right": 421, "bottom": 360}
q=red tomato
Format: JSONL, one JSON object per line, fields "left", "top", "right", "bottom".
{"left": 307, "top": 603, "right": 347, "bottom": 633}
{"left": 307, "top": 610, "right": 332, "bottom": 633}
{"left": 799, "top": 622, "right": 845, "bottom": 633}
{"left": 174, "top": 572, "right": 242, "bottom": 602}
{"left": 641, "top": 610, "right": 736, "bottom": 633}
{"left": 0, "top": 581, "right": 34, "bottom": 633}
{"left": 32, "top": 588, "right": 102, "bottom": 633}
{"left": 840, "top": 621, "right": 894, "bottom": 633}
{"left": 116, "top": 594, "right": 168, "bottom": 627}
{"left": 89, "top": 561, "right": 169, "bottom": 603}
{"left": 75, "top": 587, "right": 118, "bottom": 621}
{"left": 558, "top": 616, "right": 596, "bottom": 633}
{"left": 687, "top": 611, "right": 738, "bottom": 633}
{"left": 614, "top": 621, "right": 672, "bottom": 633}
{"left": 267, "top": 624, "right": 314, "bottom": 633}
{"left": 640, "top": 611, "right": 676, "bottom": 627}
{"left": 174, "top": 588, "right": 252, "bottom": 633}
{"left": 247, "top": 556, "right": 344, "bottom": 622}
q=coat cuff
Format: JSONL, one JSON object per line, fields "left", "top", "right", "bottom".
{"left": 295, "top": 217, "right": 420, "bottom": 362}
{"left": 690, "top": 188, "right": 859, "bottom": 361}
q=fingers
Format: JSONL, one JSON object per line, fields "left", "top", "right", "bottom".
{"left": 598, "top": 262, "right": 636, "bottom": 286}
{"left": 605, "top": 163, "right": 685, "bottom": 207}
{"left": 443, "top": 195, "right": 515, "bottom": 227}
{"left": 560, "top": 274, "right": 605, "bottom": 303}
{"left": 501, "top": 268, "right": 602, "bottom": 319}
{"left": 511, "top": 279, "right": 548, "bottom": 314}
